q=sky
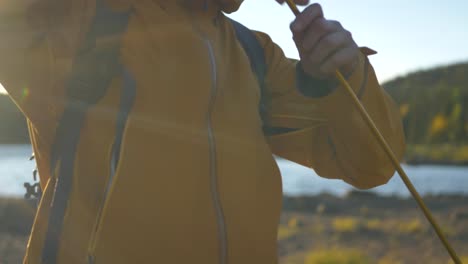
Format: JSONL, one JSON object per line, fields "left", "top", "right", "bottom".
{"left": 1, "top": 0, "right": 468, "bottom": 92}
{"left": 228, "top": 0, "right": 468, "bottom": 82}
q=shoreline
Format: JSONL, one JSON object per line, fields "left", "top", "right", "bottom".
{"left": 404, "top": 159, "right": 468, "bottom": 166}
{"left": 2, "top": 143, "right": 468, "bottom": 166}
{"left": 2, "top": 190, "right": 468, "bottom": 200}
{"left": 282, "top": 190, "right": 468, "bottom": 214}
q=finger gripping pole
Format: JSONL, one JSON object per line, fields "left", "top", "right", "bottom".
{"left": 283, "top": 1, "right": 462, "bottom": 263}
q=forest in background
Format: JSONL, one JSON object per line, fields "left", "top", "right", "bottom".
{"left": 383, "top": 62, "right": 468, "bottom": 164}
{"left": 384, "top": 62, "right": 468, "bottom": 145}
{"left": 0, "top": 61, "right": 467, "bottom": 163}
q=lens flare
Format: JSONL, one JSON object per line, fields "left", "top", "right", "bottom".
{"left": 21, "top": 87, "right": 30, "bottom": 102}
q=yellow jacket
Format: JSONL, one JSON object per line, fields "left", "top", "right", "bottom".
{"left": 0, "top": 0, "right": 405, "bottom": 263}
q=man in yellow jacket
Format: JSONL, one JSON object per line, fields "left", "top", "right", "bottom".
{"left": 1, "top": 0, "right": 405, "bottom": 263}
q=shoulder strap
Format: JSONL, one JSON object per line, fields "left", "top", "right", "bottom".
{"left": 228, "top": 18, "right": 296, "bottom": 136}
{"left": 42, "top": 1, "right": 133, "bottom": 263}
{"left": 228, "top": 18, "right": 269, "bottom": 130}
{"left": 228, "top": 19, "right": 267, "bottom": 89}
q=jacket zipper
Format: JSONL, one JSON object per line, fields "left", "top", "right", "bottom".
{"left": 204, "top": 37, "right": 228, "bottom": 264}
{"left": 86, "top": 38, "right": 227, "bottom": 264}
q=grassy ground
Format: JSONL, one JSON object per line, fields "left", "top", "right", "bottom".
{"left": 1, "top": 192, "right": 468, "bottom": 264}
{"left": 280, "top": 192, "right": 468, "bottom": 263}
{"left": 0, "top": 198, "right": 35, "bottom": 264}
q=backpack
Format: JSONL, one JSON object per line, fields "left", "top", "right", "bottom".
{"left": 41, "top": 1, "right": 267, "bottom": 262}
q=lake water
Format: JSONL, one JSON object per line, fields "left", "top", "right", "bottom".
{"left": 0, "top": 145, "right": 467, "bottom": 198}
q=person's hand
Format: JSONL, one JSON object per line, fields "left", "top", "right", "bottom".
{"left": 290, "top": 4, "right": 360, "bottom": 80}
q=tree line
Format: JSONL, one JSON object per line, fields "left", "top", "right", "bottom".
{"left": 384, "top": 62, "right": 468, "bottom": 145}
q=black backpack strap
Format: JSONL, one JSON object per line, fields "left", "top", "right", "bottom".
{"left": 42, "top": 1, "right": 133, "bottom": 262}
{"left": 228, "top": 19, "right": 268, "bottom": 126}
{"left": 229, "top": 18, "right": 296, "bottom": 136}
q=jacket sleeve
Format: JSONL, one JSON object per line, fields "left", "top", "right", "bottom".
{"left": 0, "top": 1, "right": 95, "bottom": 127}
{"left": 255, "top": 31, "right": 406, "bottom": 189}
{"left": 0, "top": 2, "right": 53, "bottom": 186}
{"left": 0, "top": 1, "right": 93, "bottom": 185}
{"left": 2, "top": 1, "right": 67, "bottom": 124}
